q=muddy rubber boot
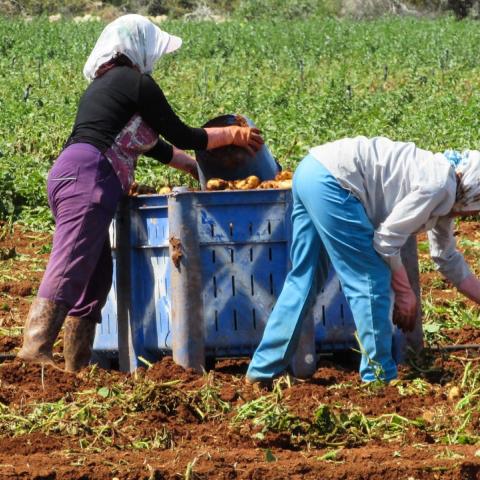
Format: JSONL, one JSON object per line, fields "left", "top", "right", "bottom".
{"left": 63, "top": 316, "right": 97, "bottom": 373}
{"left": 17, "top": 297, "right": 69, "bottom": 366}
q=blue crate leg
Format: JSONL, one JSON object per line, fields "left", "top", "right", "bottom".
{"left": 115, "top": 200, "right": 137, "bottom": 372}
{"left": 94, "top": 218, "right": 120, "bottom": 369}
{"left": 290, "top": 310, "right": 316, "bottom": 378}
{"left": 169, "top": 194, "right": 205, "bottom": 371}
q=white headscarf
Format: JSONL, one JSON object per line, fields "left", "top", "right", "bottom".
{"left": 453, "top": 150, "right": 480, "bottom": 212}
{"left": 83, "top": 14, "right": 182, "bottom": 82}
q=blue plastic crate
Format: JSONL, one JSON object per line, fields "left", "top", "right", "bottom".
{"left": 129, "top": 195, "right": 171, "bottom": 360}
{"left": 92, "top": 196, "right": 171, "bottom": 370}
{"left": 92, "top": 220, "right": 119, "bottom": 368}
{"left": 313, "top": 268, "right": 357, "bottom": 350}
{"left": 93, "top": 190, "right": 359, "bottom": 371}
{"left": 168, "top": 190, "right": 357, "bottom": 373}
{"left": 171, "top": 189, "right": 297, "bottom": 361}
{"left": 197, "top": 189, "right": 295, "bottom": 356}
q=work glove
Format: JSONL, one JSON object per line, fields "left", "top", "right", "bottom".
{"left": 228, "top": 126, "right": 264, "bottom": 154}
{"left": 205, "top": 126, "right": 264, "bottom": 156}
{"left": 391, "top": 266, "right": 417, "bottom": 333}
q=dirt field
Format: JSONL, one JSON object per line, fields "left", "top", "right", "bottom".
{"left": 1, "top": 221, "right": 480, "bottom": 479}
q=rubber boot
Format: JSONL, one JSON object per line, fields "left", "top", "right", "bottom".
{"left": 63, "top": 316, "right": 97, "bottom": 373}
{"left": 17, "top": 297, "right": 69, "bottom": 365}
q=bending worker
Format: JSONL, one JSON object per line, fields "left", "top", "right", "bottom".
{"left": 18, "top": 14, "right": 263, "bottom": 372}
{"left": 247, "top": 136, "right": 480, "bottom": 383}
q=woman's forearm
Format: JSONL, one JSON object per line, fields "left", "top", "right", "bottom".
{"left": 138, "top": 75, "right": 208, "bottom": 151}
{"left": 169, "top": 147, "right": 199, "bottom": 180}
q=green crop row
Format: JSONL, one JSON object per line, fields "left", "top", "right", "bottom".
{"left": 1, "top": 16, "right": 480, "bottom": 227}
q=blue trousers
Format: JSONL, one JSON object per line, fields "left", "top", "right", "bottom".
{"left": 247, "top": 154, "right": 397, "bottom": 382}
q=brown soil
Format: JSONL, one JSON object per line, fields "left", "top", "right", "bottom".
{"left": 1, "top": 443, "right": 480, "bottom": 480}
{"left": 1, "top": 222, "right": 480, "bottom": 479}
{"left": 444, "top": 324, "right": 480, "bottom": 345}
{"left": 0, "top": 361, "right": 83, "bottom": 404}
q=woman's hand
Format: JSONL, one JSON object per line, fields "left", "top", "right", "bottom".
{"left": 391, "top": 266, "right": 417, "bottom": 332}
{"left": 228, "top": 126, "right": 264, "bottom": 155}
{"left": 458, "top": 274, "right": 480, "bottom": 304}
{"left": 205, "top": 126, "right": 264, "bottom": 156}
{"left": 169, "top": 147, "right": 199, "bottom": 180}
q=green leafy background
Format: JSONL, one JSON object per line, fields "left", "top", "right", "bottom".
{"left": 1, "top": 16, "right": 480, "bottom": 227}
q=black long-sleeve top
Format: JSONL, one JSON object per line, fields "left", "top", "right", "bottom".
{"left": 65, "top": 66, "right": 208, "bottom": 163}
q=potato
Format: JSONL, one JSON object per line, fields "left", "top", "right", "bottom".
{"left": 233, "top": 179, "right": 247, "bottom": 190}
{"left": 245, "top": 175, "right": 260, "bottom": 189}
{"left": 128, "top": 182, "right": 157, "bottom": 196}
{"left": 140, "top": 185, "right": 157, "bottom": 194}
{"left": 277, "top": 179, "right": 292, "bottom": 189}
{"left": 448, "top": 385, "right": 461, "bottom": 401}
{"left": 159, "top": 186, "right": 172, "bottom": 194}
{"left": 206, "top": 178, "right": 229, "bottom": 191}
{"left": 128, "top": 181, "right": 139, "bottom": 196}
{"left": 275, "top": 170, "right": 293, "bottom": 181}
{"left": 234, "top": 175, "right": 260, "bottom": 190}
{"left": 258, "top": 180, "right": 278, "bottom": 189}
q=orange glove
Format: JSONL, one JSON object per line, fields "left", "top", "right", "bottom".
{"left": 205, "top": 126, "right": 264, "bottom": 156}
{"left": 391, "top": 266, "right": 417, "bottom": 332}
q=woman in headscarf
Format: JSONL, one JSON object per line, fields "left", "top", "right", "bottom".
{"left": 18, "top": 14, "right": 263, "bottom": 372}
{"left": 246, "top": 136, "right": 480, "bottom": 384}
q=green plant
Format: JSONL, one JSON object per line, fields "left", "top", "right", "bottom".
{"left": 3, "top": 16, "right": 480, "bottom": 228}
{"left": 353, "top": 331, "right": 386, "bottom": 382}
{"left": 233, "top": 379, "right": 302, "bottom": 437}
{"left": 188, "top": 371, "right": 231, "bottom": 420}
{"left": 419, "top": 258, "right": 436, "bottom": 274}
{"left": 0, "top": 377, "right": 183, "bottom": 449}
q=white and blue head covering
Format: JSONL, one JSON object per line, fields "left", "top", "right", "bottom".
{"left": 83, "top": 14, "right": 182, "bottom": 82}
{"left": 444, "top": 149, "right": 480, "bottom": 212}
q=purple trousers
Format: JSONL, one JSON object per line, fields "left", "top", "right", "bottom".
{"left": 38, "top": 143, "right": 123, "bottom": 322}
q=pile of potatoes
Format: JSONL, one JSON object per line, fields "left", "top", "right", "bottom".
{"left": 129, "top": 182, "right": 172, "bottom": 196}
{"left": 128, "top": 171, "right": 293, "bottom": 196}
{"left": 206, "top": 170, "right": 293, "bottom": 191}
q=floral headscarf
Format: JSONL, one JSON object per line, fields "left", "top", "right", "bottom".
{"left": 444, "top": 149, "right": 480, "bottom": 212}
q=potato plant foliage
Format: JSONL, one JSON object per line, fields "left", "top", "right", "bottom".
{"left": 1, "top": 16, "right": 480, "bottom": 227}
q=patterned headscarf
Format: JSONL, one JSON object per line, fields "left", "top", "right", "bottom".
{"left": 83, "top": 14, "right": 182, "bottom": 82}
{"left": 444, "top": 149, "right": 480, "bottom": 212}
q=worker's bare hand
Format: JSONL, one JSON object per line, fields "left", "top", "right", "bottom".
{"left": 169, "top": 147, "right": 199, "bottom": 180}
{"left": 391, "top": 266, "right": 417, "bottom": 332}
{"left": 392, "top": 289, "right": 417, "bottom": 332}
